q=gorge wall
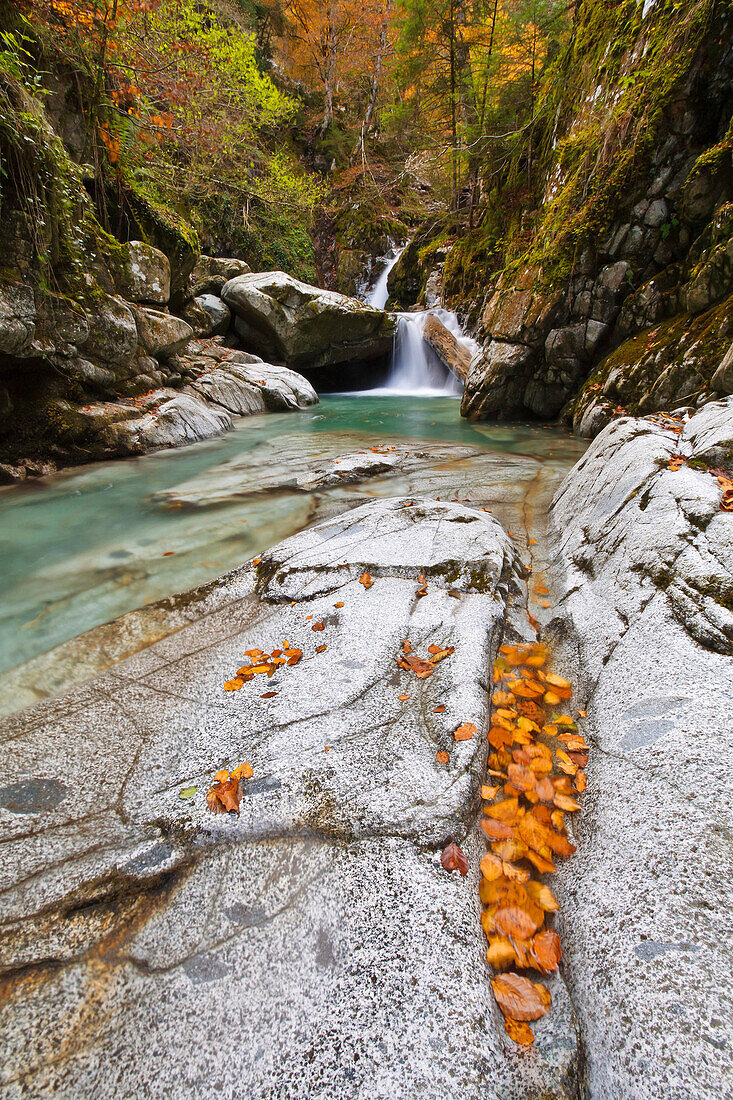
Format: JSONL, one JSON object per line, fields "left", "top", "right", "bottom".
{"left": 390, "top": 0, "right": 733, "bottom": 436}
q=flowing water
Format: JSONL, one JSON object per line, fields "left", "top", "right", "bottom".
{"left": 362, "top": 247, "right": 477, "bottom": 396}
{"left": 0, "top": 397, "right": 585, "bottom": 677}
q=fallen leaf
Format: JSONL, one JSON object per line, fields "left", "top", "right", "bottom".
{"left": 179, "top": 786, "right": 196, "bottom": 800}
{"left": 230, "top": 761, "right": 253, "bottom": 780}
{"left": 441, "top": 841, "right": 469, "bottom": 875}
{"left": 487, "top": 936, "right": 517, "bottom": 969}
{"left": 481, "top": 784, "right": 500, "bottom": 800}
{"left": 504, "top": 1018, "right": 534, "bottom": 1045}
{"left": 359, "top": 571, "right": 374, "bottom": 589}
{"left": 494, "top": 905, "right": 539, "bottom": 939}
{"left": 491, "top": 972, "right": 551, "bottom": 1022}
{"left": 436, "top": 750, "right": 450, "bottom": 763}
{"left": 224, "top": 678, "right": 244, "bottom": 692}
{"left": 334, "top": 601, "right": 344, "bottom": 608}
{"left": 575, "top": 771, "right": 587, "bottom": 793}
{"left": 454, "top": 721, "right": 478, "bottom": 741}
{"left": 312, "top": 621, "right": 325, "bottom": 631}
{"left": 518, "top": 812, "right": 576, "bottom": 857}
{"left": 480, "top": 852, "right": 504, "bottom": 880}
{"left": 398, "top": 693, "right": 411, "bottom": 700}
{"left": 396, "top": 652, "right": 435, "bottom": 678}
{"left": 481, "top": 818, "right": 516, "bottom": 841}
{"left": 530, "top": 928, "right": 562, "bottom": 972}
{"left": 261, "top": 691, "right": 277, "bottom": 698}
{"left": 525, "top": 881, "right": 558, "bottom": 911}
{"left": 206, "top": 777, "right": 241, "bottom": 814}
{"left": 433, "top": 704, "right": 446, "bottom": 713}
{"left": 554, "top": 792, "right": 581, "bottom": 812}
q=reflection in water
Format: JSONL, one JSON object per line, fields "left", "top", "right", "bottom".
{"left": 0, "top": 396, "right": 585, "bottom": 674}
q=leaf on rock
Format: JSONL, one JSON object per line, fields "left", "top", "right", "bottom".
{"left": 433, "top": 704, "right": 446, "bottom": 713}
{"left": 454, "top": 721, "right": 478, "bottom": 741}
{"left": 504, "top": 1018, "right": 535, "bottom": 1045}
{"left": 179, "top": 786, "right": 196, "bottom": 800}
{"left": 436, "top": 750, "right": 450, "bottom": 763}
{"left": 530, "top": 928, "right": 562, "bottom": 972}
{"left": 206, "top": 776, "right": 242, "bottom": 814}
{"left": 359, "top": 571, "right": 374, "bottom": 588}
{"left": 494, "top": 905, "right": 539, "bottom": 940}
{"left": 491, "top": 972, "right": 551, "bottom": 1022}
{"left": 441, "top": 841, "right": 469, "bottom": 875}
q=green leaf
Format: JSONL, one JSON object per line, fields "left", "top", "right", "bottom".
{"left": 179, "top": 786, "right": 197, "bottom": 800}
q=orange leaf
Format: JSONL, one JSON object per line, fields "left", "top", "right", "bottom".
{"left": 481, "top": 818, "right": 516, "bottom": 841}
{"left": 441, "top": 841, "right": 469, "bottom": 875}
{"left": 359, "top": 571, "right": 374, "bottom": 588}
{"left": 491, "top": 972, "right": 551, "bottom": 1022}
{"left": 206, "top": 777, "right": 241, "bottom": 814}
{"left": 530, "top": 928, "right": 562, "bottom": 972}
{"left": 504, "top": 1018, "right": 534, "bottom": 1045}
{"left": 454, "top": 722, "right": 478, "bottom": 741}
{"left": 436, "top": 750, "right": 450, "bottom": 764}
{"left": 433, "top": 704, "right": 446, "bottom": 713}
{"left": 494, "top": 905, "right": 539, "bottom": 939}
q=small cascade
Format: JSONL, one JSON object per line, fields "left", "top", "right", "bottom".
{"left": 363, "top": 246, "right": 403, "bottom": 309}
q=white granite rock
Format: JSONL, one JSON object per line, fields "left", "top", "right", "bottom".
{"left": 0, "top": 498, "right": 578, "bottom": 1099}
{"left": 548, "top": 399, "right": 733, "bottom": 1099}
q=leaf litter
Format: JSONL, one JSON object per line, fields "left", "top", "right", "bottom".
{"left": 480, "top": 640, "right": 587, "bottom": 1045}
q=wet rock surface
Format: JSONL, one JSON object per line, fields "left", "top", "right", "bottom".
{"left": 0, "top": 498, "right": 580, "bottom": 1099}
{"left": 547, "top": 398, "right": 733, "bottom": 1098}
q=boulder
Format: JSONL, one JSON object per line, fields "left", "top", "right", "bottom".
{"left": 221, "top": 270, "right": 397, "bottom": 373}
{"left": 105, "top": 392, "right": 232, "bottom": 453}
{"left": 187, "top": 368, "right": 267, "bottom": 417}
{"left": 192, "top": 255, "right": 251, "bottom": 297}
{"left": 422, "top": 313, "right": 472, "bottom": 382}
{"left": 117, "top": 241, "right": 171, "bottom": 305}
{"left": 133, "top": 306, "right": 194, "bottom": 358}
{"left": 82, "top": 293, "right": 138, "bottom": 369}
{"left": 0, "top": 498, "right": 583, "bottom": 1099}
{"left": 711, "top": 340, "right": 733, "bottom": 395}
{"left": 461, "top": 340, "right": 536, "bottom": 419}
{"left": 219, "top": 356, "right": 318, "bottom": 411}
{"left": 195, "top": 293, "right": 231, "bottom": 336}
{"left": 548, "top": 403, "right": 733, "bottom": 1097}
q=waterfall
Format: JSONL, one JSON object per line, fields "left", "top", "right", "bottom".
{"left": 359, "top": 247, "right": 479, "bottom": 396}
{"left": 363, "top": 247, "right": 403, "bottom": 309}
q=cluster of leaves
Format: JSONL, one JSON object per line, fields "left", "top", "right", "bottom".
{"left": 480, "top": 640, "right": 587, "bottom": 1045}
{"left": 395, "top": 636, "right": 455, "bottom": 678}
{"left": 206, "top": 761, "right": 254, "bottom": 815}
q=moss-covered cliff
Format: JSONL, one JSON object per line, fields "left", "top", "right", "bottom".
{"left": 437, "top": 0, "right": 733, "bottom": 430}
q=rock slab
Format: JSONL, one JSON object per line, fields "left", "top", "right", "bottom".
{"left": 221, "top": 270, "right": 397, "bottom": 373}
{"left": 548, "top": 398, "right": 733, "bottom": 1099}
{"left": 0, "top": 498, "right": 579, "bottom": 1100}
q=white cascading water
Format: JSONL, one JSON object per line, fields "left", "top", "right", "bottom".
{"left": 361, "top": 247, "right": 479, "bottom": 396}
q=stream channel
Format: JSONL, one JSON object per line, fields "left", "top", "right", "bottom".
{"left": 0, "top": 264, "right": 588, "bottom": 704}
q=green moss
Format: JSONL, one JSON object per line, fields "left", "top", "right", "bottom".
{"left": 449, "top": 0, "right": 721, "bottom": 303}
